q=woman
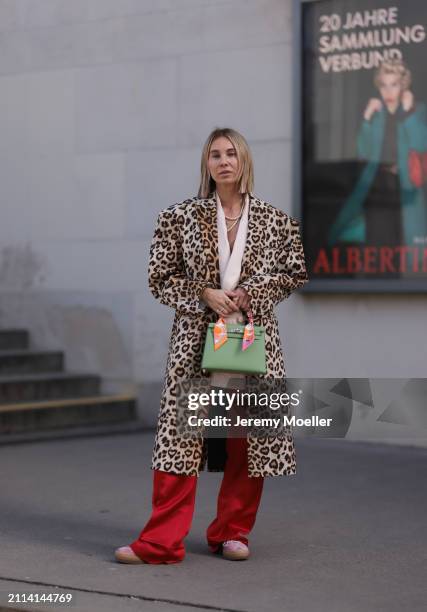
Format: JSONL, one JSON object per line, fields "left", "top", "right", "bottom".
{"left": 115, "top": 127, "right": 308, "bottom": 564}
{"left": 328, "top": 58, "right": 427, "bottom": 274}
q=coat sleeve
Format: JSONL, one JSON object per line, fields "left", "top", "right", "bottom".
{"left": 402, "top": 102, "right": 427, "bottom": 151}
{"left": 400, "top": 103, "right": 427, "bottom": 190}
{"left": 357, "top": 119, "right": 374, "bottom": 160}
{"left": 238, "top": 216, "right": 308, "bottom": 314}
{"left": 148, "top": 208, "right": 214, "bottom": 316}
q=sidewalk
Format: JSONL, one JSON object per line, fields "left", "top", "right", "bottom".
{"left": 0, "top": 431, "right": 426, "bottom": 612}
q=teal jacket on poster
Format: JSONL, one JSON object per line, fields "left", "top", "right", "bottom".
{"left": 328, "top": 102, "right": 427, "bottom": 251}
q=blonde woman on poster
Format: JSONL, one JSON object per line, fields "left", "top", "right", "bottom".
{"left": 328, "top": 59, "right": 427, "bottom": 273}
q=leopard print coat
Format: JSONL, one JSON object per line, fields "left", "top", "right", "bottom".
{"left": 148, "top": 192, "right": 309, "bottom": 477}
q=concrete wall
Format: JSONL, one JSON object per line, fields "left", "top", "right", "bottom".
{"left": 0, "top": 1, "right": 425, "bottom": 443}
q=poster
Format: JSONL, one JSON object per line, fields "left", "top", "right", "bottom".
{"left": 299, "top": 0, "right": 427, "bottom": 290}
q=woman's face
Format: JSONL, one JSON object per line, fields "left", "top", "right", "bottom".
{"left": 207, "top": 136, "right": 240, "bottom": 188}
{"left": 378, "top": 73, "right": 403, "bottom": 110}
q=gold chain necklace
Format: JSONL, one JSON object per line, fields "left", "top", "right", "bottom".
{"left": 225, "top": 206, "right": 243, "bottom": 234}
{"left": 224, "top": 198, "right": 244, "bottom": 232}
{"left": 224, "top": 197, "right": 244, "bottom": 220}
{"left": 224, "top": 210, "right": 242, "bottom": 221}
{"left": 225, "top": 217, "right": 241, "bottom": 233}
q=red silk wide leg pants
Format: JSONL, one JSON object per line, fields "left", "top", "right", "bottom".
{"left": 130, "top": 436, "right": 264, "bottom": 564}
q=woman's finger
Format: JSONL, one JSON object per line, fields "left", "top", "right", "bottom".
{"left": 227, "top": 299, "right": 239, "bottom": 312}
{"left": 222, "top": 303, "right": 235, "bottom": 315}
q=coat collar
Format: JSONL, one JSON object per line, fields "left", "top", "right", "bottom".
{"left": 195, "top": 192, "right": 263, "bottom": 287}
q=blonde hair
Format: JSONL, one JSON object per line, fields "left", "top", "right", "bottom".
{"left": 198, "top": 127, "right": 254, "bottom": 198}
{"left": 374, "top": 58, "right": 411, "bottom": 91}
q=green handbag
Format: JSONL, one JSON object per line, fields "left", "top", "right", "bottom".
{"left": 201, "top": 312, "right": 266, "bottom": 375}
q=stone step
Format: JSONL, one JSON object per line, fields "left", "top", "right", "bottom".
{"left": 0, "top": 349, "right": 64, "bottom": 375}
{"left": 0, "top": 393, "right": 137, "bottom": 434}
{"left": 0, "top": 419, "right": 146, "bottom": 445}
{"left": 0, "top": 329, "right": 29, "bottom": 350}
{"left": 0, "top": 372, "right": 101, "bottom": 404}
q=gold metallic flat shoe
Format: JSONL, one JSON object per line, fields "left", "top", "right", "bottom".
{"left": 114, "top": 545, "right": 145, "bottom": 564}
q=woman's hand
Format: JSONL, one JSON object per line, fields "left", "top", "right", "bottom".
{"left": 402, "top": 90, "right": 414, "bottom": 112}
{"left": 364, "top": 98, "right": 382, "bottom": 121}
{"left": 201, "top": 288, "right": 241, "bottom": 317}
{"left": 225, "top": 287, "right": 251, "bottom": 311}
